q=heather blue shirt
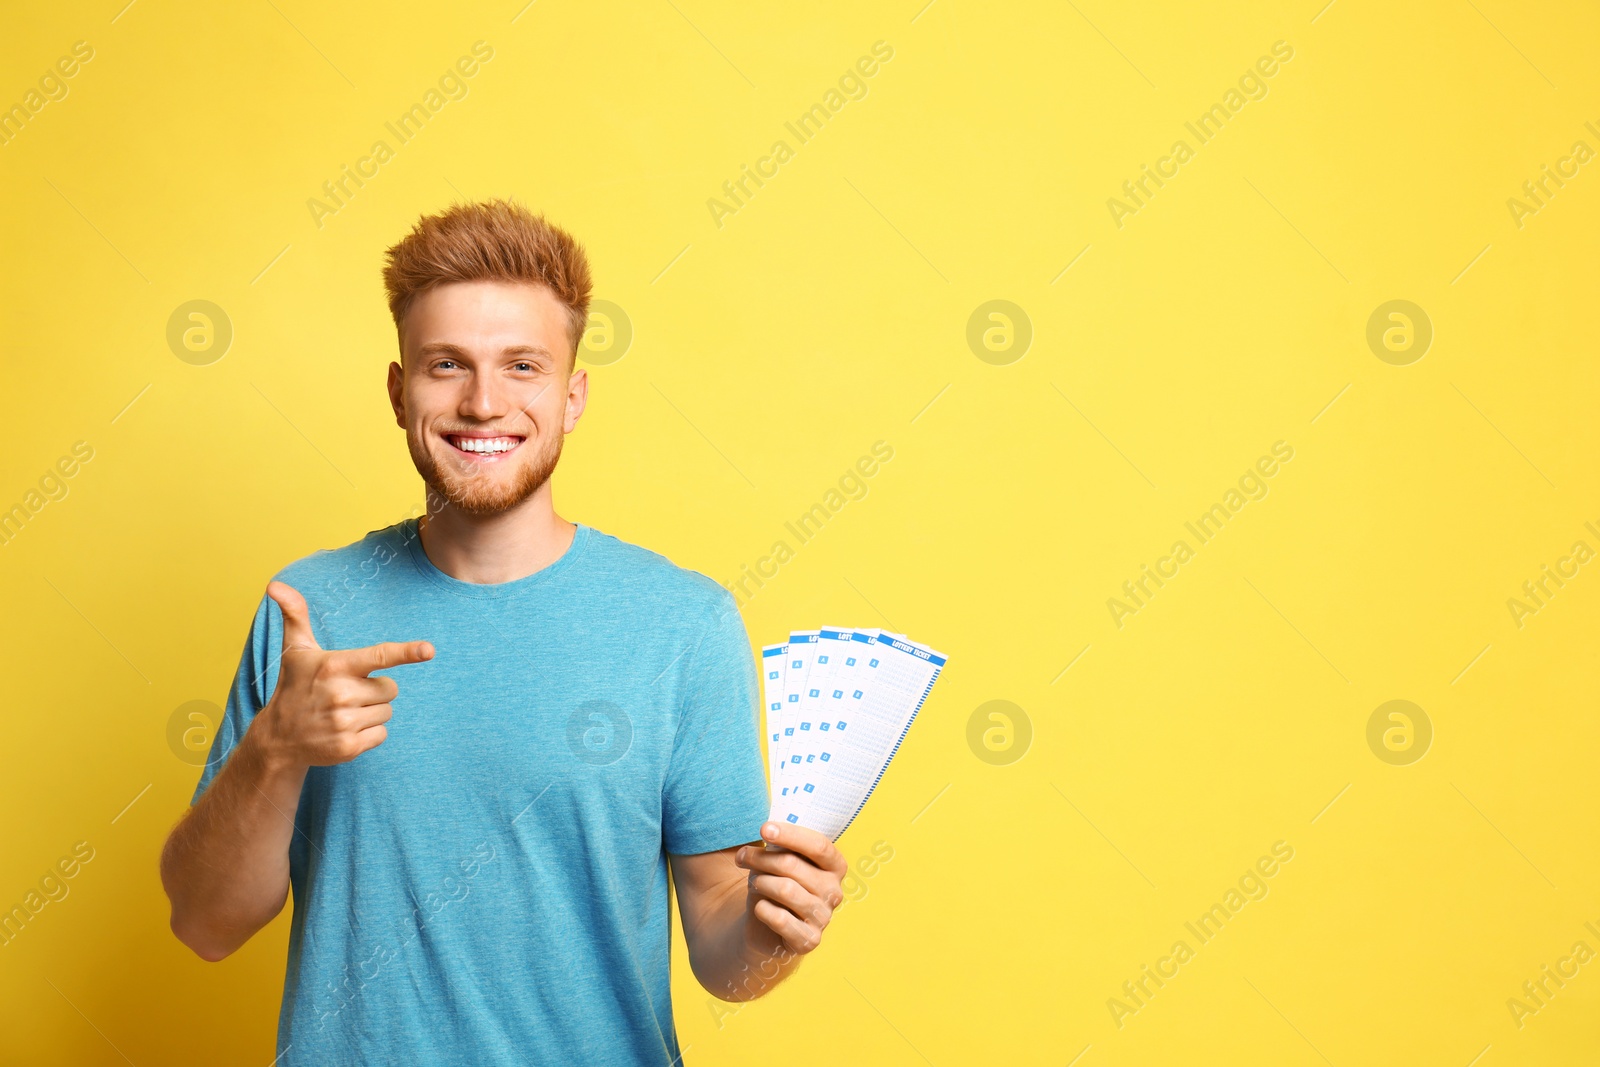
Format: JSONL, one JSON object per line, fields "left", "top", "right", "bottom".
{"left": 192, "top": 518, "right": 770, "bottom": 1065}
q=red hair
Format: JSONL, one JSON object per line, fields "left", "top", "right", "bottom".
{"left": 382, "top": 199, "right": 593, "bottom": 358}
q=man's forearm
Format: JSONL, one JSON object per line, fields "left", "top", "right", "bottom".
{"left": 675, "top": 825, "right": 847, "bottom": 1001}
{"left": 160, "top": 724, "right": 308, "bottom": 961}
{"left": 690, "top": 870, "right": 806, "bottom": 1002}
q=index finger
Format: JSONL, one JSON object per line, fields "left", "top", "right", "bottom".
{"left": 329, "top": 640, "right": 436, "bottom": 677}
{"left": 758, "top": 821, "right": 847, "bottom": 876}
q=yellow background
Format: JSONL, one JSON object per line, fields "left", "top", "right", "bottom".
{"left": 1, "top": 0, "right": 1597, "bottom": 1063}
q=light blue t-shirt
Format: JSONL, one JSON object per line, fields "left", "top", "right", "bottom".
{"left": 192, "top": 518, "right": 770, "bottom": 1065}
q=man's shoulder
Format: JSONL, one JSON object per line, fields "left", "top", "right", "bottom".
{"left": 266, "top": 520, "right": 411, "bottom": 590}
{"left": 581, "top": 525, "right": 734, "bottom": 617}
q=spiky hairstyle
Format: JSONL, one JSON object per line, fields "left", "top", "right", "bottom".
{"left": 382, "top": 199, "right": 592, "bottom": 359}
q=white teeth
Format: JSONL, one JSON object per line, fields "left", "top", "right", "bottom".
{"left": 453, "top": 436, "right": 519, "bottom": 454}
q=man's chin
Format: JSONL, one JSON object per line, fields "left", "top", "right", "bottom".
{"left": 409, "top": 437, "right": 562, "bottom": 518}
{"left": 420, "top": 475, "right": 532, "bottom": 517}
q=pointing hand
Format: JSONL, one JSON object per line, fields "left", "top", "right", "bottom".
{"left": 252, "top": 581, "right": 435, "bottom": 769}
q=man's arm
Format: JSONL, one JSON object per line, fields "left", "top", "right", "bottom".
{"left": 669, "top": 821, "right": 847, "bottom": 1001}
{"left": 159, "top": 581, "right": 433, "bottom": 962}
{"left": 159, "top": 727, "right": 308, "bottom": 961}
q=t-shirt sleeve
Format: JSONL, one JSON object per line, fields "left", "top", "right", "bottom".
{"left": 662, "top": 590, "right": 770, "bottom": 855}
{"left": 190, "top": 591, "right": 286, "bottom": 806}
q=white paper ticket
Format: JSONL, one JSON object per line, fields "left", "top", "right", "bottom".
{"left": 767, "top": 629, "right": 947, "bottom": 839}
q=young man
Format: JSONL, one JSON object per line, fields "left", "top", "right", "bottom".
{"left": 159, "top": 200, "right": 847, "bottom": 1065}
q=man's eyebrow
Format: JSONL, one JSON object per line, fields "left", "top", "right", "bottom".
{"left": 413, "top": 342, "right": 555, "bottom": 359}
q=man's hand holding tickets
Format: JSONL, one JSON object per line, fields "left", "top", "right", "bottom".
{"left": 735, "top": 821, "right": 848, "bottom": 957}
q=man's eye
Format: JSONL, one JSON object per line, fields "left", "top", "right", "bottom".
{"left": 435, "top": 359, "right": 457, "bottom": 370}
{"left": 514, "top": 362, "right": 533, "bottom": 371}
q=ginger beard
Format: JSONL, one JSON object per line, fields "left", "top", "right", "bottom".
{"left": 405, "top": 414, "right": 565, "bottom": 517}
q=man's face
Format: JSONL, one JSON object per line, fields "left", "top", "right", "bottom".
{"left": 387, "top": 280, "right": 587, "bottom": 517}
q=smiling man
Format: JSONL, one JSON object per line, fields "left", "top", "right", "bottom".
{"left": 158, "top": 200, "right": 847, "bottom": 1066}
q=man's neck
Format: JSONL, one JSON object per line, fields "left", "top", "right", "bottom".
{"left": 416, "top": 489, "right": 577, "bottom": 585}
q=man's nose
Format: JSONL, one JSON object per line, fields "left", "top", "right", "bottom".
{"left": 459, "top": 373, "right": 505, "bottom": 421}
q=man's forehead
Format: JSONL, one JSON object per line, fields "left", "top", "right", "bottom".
{"left": 401, "top": 280, "right": 566, "bottom": 353}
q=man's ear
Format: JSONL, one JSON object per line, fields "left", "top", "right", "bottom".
{"left": 387, "top": 359, "right": 406, "bottom": 428}
{"left": 562, "top": 365, "right": 588, "bottom": 434}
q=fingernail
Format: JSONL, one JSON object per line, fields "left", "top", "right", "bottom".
{"left": 761, "top": 823, "right": 778, "bottom": 840}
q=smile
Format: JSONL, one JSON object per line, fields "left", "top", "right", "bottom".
{"left": 444, "top": 434, "right": 525, "bottom": 458}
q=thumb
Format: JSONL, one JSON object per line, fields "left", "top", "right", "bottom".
{"left": 266, "top": 580, "right": 321, "bottom": 652}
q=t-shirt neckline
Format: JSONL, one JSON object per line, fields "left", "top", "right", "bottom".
{"left": 401, "top": 517, "right": 591, "bottom": 598}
